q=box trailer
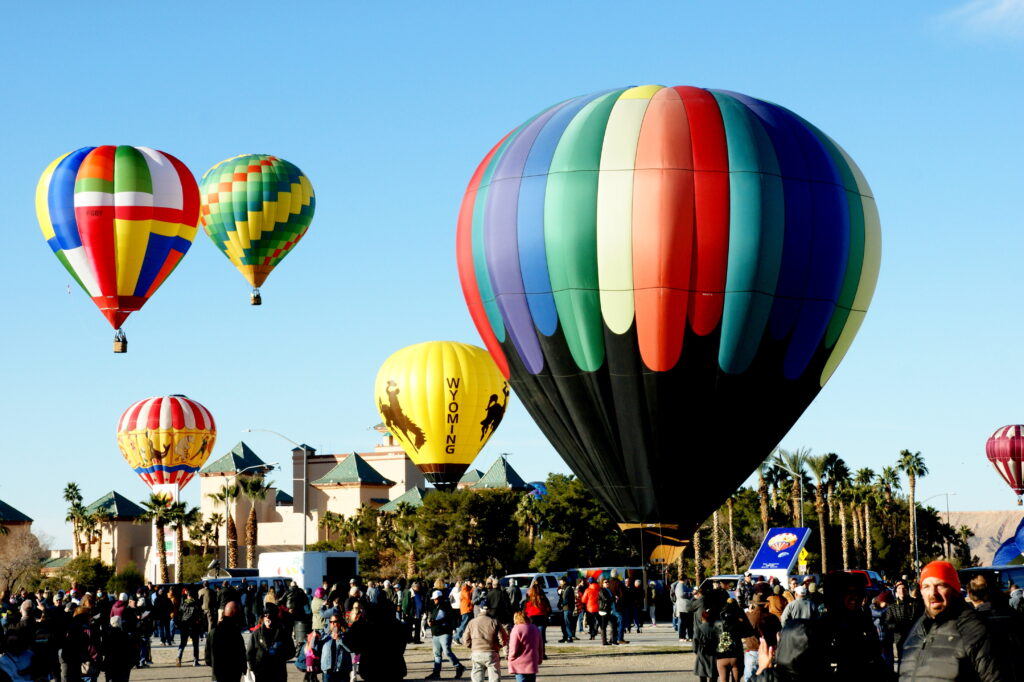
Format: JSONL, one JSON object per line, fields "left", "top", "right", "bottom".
{"left": 257, "top": 551, "right": 359, "bottom": 591}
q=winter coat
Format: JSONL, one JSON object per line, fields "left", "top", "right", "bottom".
{"left": 508, "top": 623, "right": 542, "bottom": 675}
{"left": 780, "top": 598, "right": 817, "bottom": 627}
{"left": 285, "top": 586, "right": 312, "bottom": 626}
{"left": 582, "top": 584, "right": 600, "bottom": 614}
{"left": 693, "top": 620, "right": 718, "bottom": 677}
{"left": 310, "top": 596, "right": 326, "bottom": 631}
{"left": 245, "top": 624, "right": 296, "bottom": 682}
{"left": 898, "top": 599, "right": 1006, "bottom": 682}
{"left": 884, "top": 597, "right": 922, "bottom": 653}
{"left": 557, "top": 586, "right": 576, "bottom": 613}
{"left": 427, "top": 599, "right": 456, "bottom": 637}
{"left": 341, "top": 609, "right": 408, "bottom": 682}
{"left": 205, "top": 616, "right": 247, "bottom": 682}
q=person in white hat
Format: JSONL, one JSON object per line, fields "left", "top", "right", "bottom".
{"left": 425, "top": 588, "right": 465, "bottom": 679}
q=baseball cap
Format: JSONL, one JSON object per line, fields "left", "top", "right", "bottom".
{"left": 432, "top": 590, "right": 443, "bottom": 599}
{"left": 795, "top": 586, "right": 808, "bottom": 596}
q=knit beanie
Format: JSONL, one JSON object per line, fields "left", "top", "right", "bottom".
{"left": 919, "top": 561, "right": 961, "bottom": 591}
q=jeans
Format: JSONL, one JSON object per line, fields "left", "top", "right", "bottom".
{"left": 454, "top": 612, "right": 472, "bottom": 641}
{"left": 470, "top": 650, "right": 501, "bottom": 682}
{"left": 432, "top": 633, "right": 461, "bottom": 667}
{"left": 648, "top": 605, "right": 656, "bottom": 626}
{"left": 678, "top": 611, "right": 694, "bottom": 640}
{"left": 615, "top": 606, "right": 627, "bottom": 641}
{"left": 515, "top": 675, "right": 536, "bottom": 682}
{"left": 177, "top": 627, "right": 200, "bottom": 661}
{"left": 601, "top": 613, "right": 618, "bottom": 644}
{"left": 560, "top": 611, "right": 576, "bottom": 640}
{"left": 743, "top": 649, "right": 759, "bottom": 680}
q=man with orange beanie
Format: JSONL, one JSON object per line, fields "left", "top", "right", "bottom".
{"left": 898, "top": 561, "right": 1007, "bottom": 681}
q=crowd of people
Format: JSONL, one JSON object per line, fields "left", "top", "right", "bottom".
{"left": 2, "top": 560, "right": 1019, "bottom": 681}
{"left": 669, "top": 561, "right": 1024, "bottom": 681}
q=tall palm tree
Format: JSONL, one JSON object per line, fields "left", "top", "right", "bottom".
{"left": 209, "top": 484, "right": 240, "bottom": 568}
{"left": 727, "top": 496, "right": 738, "bottom": 574}
{"left": 168, "top": 503, "right": 200, "bottom": 583}
{"left": 209, "top": 513, "right": 224, "bottom": 549}
{"left": 693, "top": 524, "right": 704, "bottom": 584}
{"left": 79, "top": 512, "right": 98, "bottom": 558}
{"left": 836, "top": 484, "right": 850, "bottom": 570}
{"left": 712, "top": 510, "right": 721, "bottom": 575}
{"left": 879, "top": 466, "right": 902, "bottom": 504}
{"left": 138, "top": 493, "right": 173, "bottom": 583}
{"left": 898, "top": 450, "right": 929, "bottom": 570}
{"left": 854, "top": 468, "right": 876, "bottom": 568}
{"left": 514, "top": 495, "right": 541, "bottom": 548}
{"left": 89, "top": 510, "right": 113, "bottom": 561}
{"left": 319, "top": 511, "right": 341, "bottom": 542}
{"left": 777, "top": 448, "right": 811, "bottom": 526}
{"left": 63, "top": 483, "right": 85, "bottom": 556}
{"left": 239, "top": 476, "right": 272, "bottom": 568}
{"left": 806, "top": 454, "right": 831, "bottom": 573}
{"left": 757, "top": 458, "right": 773, "bottom": 535}
{"left": 824, "top": 454, "right": 850, "bottom": 523}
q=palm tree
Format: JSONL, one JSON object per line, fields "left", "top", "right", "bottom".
{"left": 88, "top": 510, "right": 113, "bottom": 561}
{"left": 824, "top": 454, "right": 850, "bottom": 522}
{"left": 757, "top": 458, "right": 772, "bottom": 535}
{"left": 693, "top": 524, "right": 704, "bottom": 584}
{"left": 726, "top": 496, "right": 737, "bottom": 574}
{"left": 138, "top": 493, "right": 173, "bottom": 583}
{"left": 836, "top": 484, "right": 850, "bottom": 570}
{"left": 209, "top": 484, "right": 240, "bottom": 568}
{"left": 777, "top": 448, "right": 810, "bottom": 526}
{"left": 239, "top": 476, "right": 272, "bottom": 568}
{"left": 806, "top": 454, "right": 831, "bottom": 573}
{"left": 319, "top": 511, "right": 341, "bottom": 542}
{"left": 209, "top": 513, "right": 224, "bottom": 549}
{"left": 879, "top": 466, "right": 902, "bottom": 504}
{"left": 168, "top": 503, "right": 200, "bottom": 582}
{"left": 898, "top": 450, "right": 929, "bottom": 570}
{"left": 514, "top": 495, "right": 541, "bottom": 548}
{"left": 63, "top": 483, "right": 85, "bottom": 556}
{"left": 854, "top": 468, "right": 876, "bottom": 568}
{"left": 712, "top": 510, "right": 721, "bottom": 575}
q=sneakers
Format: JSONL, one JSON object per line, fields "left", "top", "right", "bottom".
{"left": 454, "top": 663, "right": 466, "bottom": 679}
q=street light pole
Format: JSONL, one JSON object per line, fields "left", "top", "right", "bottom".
{"left": 244, "top": 429, "right": 309, "bottom": 552}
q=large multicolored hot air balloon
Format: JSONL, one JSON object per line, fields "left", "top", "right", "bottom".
{"left": 375, "top": 341, "right": 510, "bottom": 489}
{"left": 457, "top": 85, "right": 881, "bottom": 555}
{"left": 199, "top": 154, "right": 314, "bottom": 305}
{"left": 117, "top": 395, "right": 217, "bottom": 499}
{"left": 986, "top": 425, "right": 1024, "bottom": 505}
{"left": 36, "top": 146, "right": 200, "bottom": 351}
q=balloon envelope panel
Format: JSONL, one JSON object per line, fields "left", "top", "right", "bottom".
{"left": 375, "top": 341, "right": 509, "bottom": 488}
{"left": 986, "top": 425, "right": 1024, "bottom": 501}
{"left": 457, "top": 85, "right": 880, "bottom": 542}
{"left": 117, "top": 395, "right": 217, "bottom": 491}
{"left": 36, "top": 146, "right": 200, "bottom": 329}
{"left": 199, "top": 154, "right": 314, "bottom": 289}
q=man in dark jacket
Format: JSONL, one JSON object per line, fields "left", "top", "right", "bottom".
{"left": 425, "top": 589, "right": 465, "bottom": 680}
{"left": 176, "top": 586, "right": 204, "bottom": 666}
{"left": 966, "top": 573, "right": 1024, "bottom": 680}
{"left": 883, "top": 580, "right": 922, "bottom": 665}
{"left": 898, "top": 561, "right": 1008, "bottom": 681}
{"left": 483, "top": 578, "right": 512, "bottom": 628}
{"left": 598, "top": 579, "right": 619, "bottom": 646}
{"left": 285, "top": 583, "right": 313, "bottom": 652}
{"left": 206, "top": 601, "right": 247, "bottom": 682}
{"left": 557, "top": 578, "right": 577, "bottom": 642}
{"left": 401, "top": 581, "right": 424, "bottom": 644}
{"left": 246, "top": 608, "right": 296, "bottom": 682}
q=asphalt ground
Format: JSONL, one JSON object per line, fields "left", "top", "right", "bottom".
{"left": 128, "top": 622, "right": 704, "bottom": 680}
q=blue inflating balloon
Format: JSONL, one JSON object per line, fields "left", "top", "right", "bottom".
{"left": 994, "top": 536, "right": 1022, "bottom": 566}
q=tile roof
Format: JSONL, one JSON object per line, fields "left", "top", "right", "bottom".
{"left": 0, "top": 499, "right": 31, "bottom": 523}
{"left": 311, "top": 453, "right": 395, "bottom": 487}
{"left": 378, "top": 487, "right": 430, "bottom": 512}
{"left": 459, "top": 469, "right": 484, "bottom": 484}
{"left": 84, "top": 491, "right": 145, "bottom": 519}
{"left": 200, "top": 442, "right": 266, "bottom": 474}
{"left": 42, "top": 556, "right": 71, "bottom": 569}
{"left": 473, "top": 457, "right": 530, "bottom": 491}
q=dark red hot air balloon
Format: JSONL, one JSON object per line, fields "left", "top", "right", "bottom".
{"left": 986, "top": 425, "right": 1024, "bottom": 505}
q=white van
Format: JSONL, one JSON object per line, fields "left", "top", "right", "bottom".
{"left": 500, "top": 572, "right": 563, "bottom": 610}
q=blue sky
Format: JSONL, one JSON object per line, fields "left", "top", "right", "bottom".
{"left": 2, "top": 1, "right": 1023, "bottom": 546}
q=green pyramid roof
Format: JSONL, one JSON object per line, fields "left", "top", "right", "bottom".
{"left": 378, "top": 487, "right": 430, "bottom": 512}
{"left": 0, "top": 499, "right": 32, "bottom": 523}
{"left": 200, "top": 441, "right": 265, "bottom": 474}
{"left": 473, "top": 458, "right": 530, "bottom": 491}
{"left": 459, "top": 469, "right": 484, "bottom": 484}
{"left": 275, "top": 489, "right": 293, "bottom": 505}
{"left": 42, "top": 556, "right": 71, "bottom": 569}
{"left": 311, "top": 453, "right": 395, "bottom": 487}
{"left": 84, "top": 491, "right": 145, "bottom": 519}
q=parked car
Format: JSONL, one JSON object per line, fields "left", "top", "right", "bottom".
{"left": 500, "top": 572, "right": 562, "bottom": 608}
{"left": 958, "top": 565, "right": 1024, "bottom": 596}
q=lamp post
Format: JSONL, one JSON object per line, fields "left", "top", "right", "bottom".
{"left": 770, "top": 460, "right": 804, "bottom": 528}
{"left": 916, "top": 492, "right": 956, "bottom": 566}
{"left": 244, "top": 429, "right": 310, "bottom": 551}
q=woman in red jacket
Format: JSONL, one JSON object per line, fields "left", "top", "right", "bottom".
{"left": 582, "top": 579, "right": 601, "bottom": 640}
{"left": 523, "top": 582, "right": 552, "bottom": 659}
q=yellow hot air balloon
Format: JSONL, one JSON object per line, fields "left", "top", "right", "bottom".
{"left": 375, "top": 341, "right": 509, "bottom": 489}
